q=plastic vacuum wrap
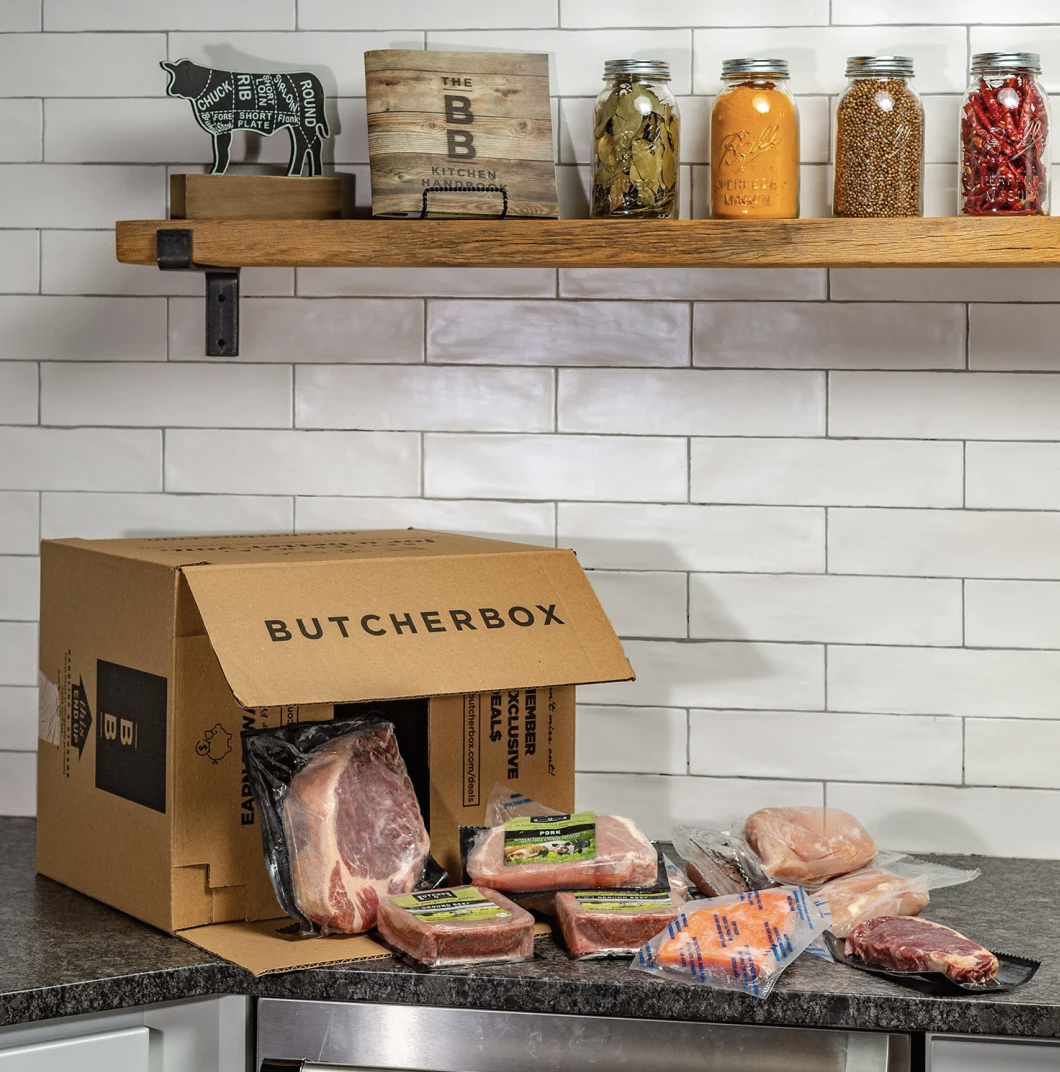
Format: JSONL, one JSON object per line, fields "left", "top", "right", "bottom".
{"left": 741, "top": 807, "right": 877, "bottom": 885}
{"left": 633, "top": 887, "right": 831, "bottom": 997}
{"left": 376, "top": 885, "right": 534, "bottom": 968}
{"left": 465, "top": 787, "right": 657, "bottom": 895}
{"left": 242, "top": 717, "right": 441, "bottom": 935}
{"left": 672, "top": 826, "right": 773, "bottom": 897}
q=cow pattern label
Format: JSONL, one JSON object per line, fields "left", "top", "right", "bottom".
{"left": 95, "top": 660, "right": 168, "bottom": 813}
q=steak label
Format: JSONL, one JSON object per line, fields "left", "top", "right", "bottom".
{"left": 503, "top": 811, "right": 597, "bottom": 867}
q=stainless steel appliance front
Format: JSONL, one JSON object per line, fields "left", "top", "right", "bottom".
{"left": 257, "top": 998, "right": 911, "bottom": 1072}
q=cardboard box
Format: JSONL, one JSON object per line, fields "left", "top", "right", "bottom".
{"left": 36, "top": 529, "right": 632, "bottom": 973}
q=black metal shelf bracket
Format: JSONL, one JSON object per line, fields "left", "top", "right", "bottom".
{"left": 156, "top": 228, "right": 240, "bottom": 357}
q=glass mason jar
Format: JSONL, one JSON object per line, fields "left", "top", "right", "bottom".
{"left": 834, "top": 56, "right": 924, "bottom": 217}
{"left": 960, "top": 52, "right": 1050, "bottom": 215}
{"left": 591, "top": 59, "right": 680, "bottom": 218}
{"left": 711, "top": 58, "right": 799, "bottom": 219}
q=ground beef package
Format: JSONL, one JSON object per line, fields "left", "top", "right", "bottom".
{"left": 376, "top": 885, "right": 534, "bottom": 968}
{"left": 555, "top": 890, "right": 681, "bottom": 959}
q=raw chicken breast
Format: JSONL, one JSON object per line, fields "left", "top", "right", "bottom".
{"left": 743, "top": 807, "right": 876, "bottom": 885}
{"left": 467, "top": 815, "right": 657, "bottom": 894}
{"left": 818, "top": 868, "right": 929, "bottom": 938}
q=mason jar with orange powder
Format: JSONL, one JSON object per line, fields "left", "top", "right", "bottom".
{"left": 710, "top": 58, "right": 799, "bottom": 219}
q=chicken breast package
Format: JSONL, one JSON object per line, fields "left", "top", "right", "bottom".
{"left": 466, "top": 787, "right": 657, "bottom": 895}
{"left": 242, "top": 717, "right": 437, "bottom": 935}
{"left": 818, "top": 855, "right": 980, "bottom": 938}
{"left": 633, "top": 887, "right": 831, "bottom": 997}
{"left": 556, "top": 890, "right": 682, "bottom": 959}
{"left": 741, "top": 807, "right": 877, "bottom": 886}
{"left": 377, "top": 885, "right": 534, "bottom": 968}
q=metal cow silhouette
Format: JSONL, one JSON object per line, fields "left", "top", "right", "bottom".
{"left": 161, "top": 59, "right": 330, "bottom": 176}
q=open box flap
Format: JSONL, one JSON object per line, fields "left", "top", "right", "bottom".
{"left": 182, "top": 547, "right": 633, "bottom": 709}
{"left": 180, "top": 917, "right": 556, "bottom": 977}
{"left": 178, "top": 918, "right": 391, "bottom": 976}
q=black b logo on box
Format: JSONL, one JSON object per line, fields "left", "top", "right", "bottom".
{"left": 95, "top": 660, "right": 168, "bottom": 813}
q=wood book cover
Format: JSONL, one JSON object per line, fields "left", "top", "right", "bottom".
{"left": 365, "top": 49, "right": 559, "bottom": 218}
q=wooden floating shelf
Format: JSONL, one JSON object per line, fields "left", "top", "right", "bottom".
{"left": 115, "top": 216, "right": 1060, "bottom": 270}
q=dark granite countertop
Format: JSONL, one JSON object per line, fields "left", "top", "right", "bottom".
{"left": 3, "top": 817, "right": 1059, "bottom": 1038}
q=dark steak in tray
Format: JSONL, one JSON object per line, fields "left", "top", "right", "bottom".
{"left": 844, "top": 916, "right": 999, "bottom": 985}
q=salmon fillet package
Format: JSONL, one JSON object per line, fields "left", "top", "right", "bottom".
{"left": 243, "top": 717, "right": 444, "bottom": 935}
{"left": 740, "top": 807, "right": 877, "bottom": 885}
{"left": 377, "top": 885, "right": 534, "bottom": 968}
{"left": 633, "top": 887, "right": 831, "bottom": 997}
{"left": 465, "top": 787, "right": 658, "bottom": 895}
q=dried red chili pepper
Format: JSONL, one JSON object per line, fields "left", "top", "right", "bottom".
{"left": 962, "top": 58, "right": 1049, "bottom": 215}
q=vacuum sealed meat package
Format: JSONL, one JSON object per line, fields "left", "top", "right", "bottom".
{"left": 633, "top": 887, "right": 831, "bottom": 997}
{"left": 741, "top": 807, "right": 876, "bottom": 885}
{"left": 465, "top": 787, "right": 657, "bottom": 895}
{"left": 243, "top": 717, "right": 434, "bottom": 935}
{"left": 817, "top": 855, "right": 980, "bottom": 938}
{"left": 672, "top": 826, "right": 774, "bottom": 897}
{"left": 844, "top": 916, "right": 999, "bottom": 984}
{"left": 555, "top": 890, "right": 682, "bottom": 959}
{"left": 377, "top": 885, "right": 534, "bottom": 968}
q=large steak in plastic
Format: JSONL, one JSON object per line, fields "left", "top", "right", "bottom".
{"left": 819, "top": 869, "right": 929, "bottom": 938}
{"left": 283, "top": 723, "right": 429, "bottom": 934}
{"left": 743, "top": 807, "right": 876, "bottom": 885}
{"left": 467, "top": 815, "right": 656, "bottom": 894}
{"left": 844, "top": 916, "right": 999, "bottom": 984}
{"left": 377, "top": 885, "right": 533, "bottom": 967}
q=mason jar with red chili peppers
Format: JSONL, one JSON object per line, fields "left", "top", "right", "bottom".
{"left": 960, "top": 52, "right": 1050, "bottom": 215}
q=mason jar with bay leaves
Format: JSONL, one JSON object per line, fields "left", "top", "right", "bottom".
{"left": 591, "top": 60, "right": 680, "bottom": 218}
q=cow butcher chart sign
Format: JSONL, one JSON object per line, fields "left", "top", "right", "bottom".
{"left": 161, "top": 59, "right": 331, "bottom": 175}
{"left": 365, "top": 49, "right": 558, "bottom": 218}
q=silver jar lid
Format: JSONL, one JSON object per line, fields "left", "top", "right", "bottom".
{"left": 721, "top": 57, "right": 790, "bottom": 78}
{"left": 971, "top": 52, "right": 1041, "bottom": 73}
{"left": 603, "top": 59, "right": 671, "bottom": 80}
{"left": 845, "top": 55, "right": 915, "bottom": 78}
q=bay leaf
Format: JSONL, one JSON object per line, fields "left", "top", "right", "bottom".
{"left": 596, "top": 133, "right": 617, "bottom": 169}
{"left": 632, "top": 139, "right": 660, "bottom": 186}
{"left": 612, "top": 90, "right": 640, "bottom": 135}
{"left": 609, "top": 175, "right": 627, "bottom": 212}
{"left": 638, "top": 183, "right": 656, "bottom": 207}
{"left": 661, "top": 145, "right": 677, "bottom": 187}
{"left": 594, "top": 92, "right": 619, "bottom": 137}
{"left": 613, "top": 128, "right": 636, "bottom": 154}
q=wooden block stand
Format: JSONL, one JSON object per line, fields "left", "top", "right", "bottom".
{"left": 171, "top": 174, "right": 342, "bottom": 220}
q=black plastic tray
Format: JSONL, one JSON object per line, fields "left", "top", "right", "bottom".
{"left": 823, "top": 931, "right": 1040, "bottom": 995}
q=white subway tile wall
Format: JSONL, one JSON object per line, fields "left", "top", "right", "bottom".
{"left": 4, "top": 2, "right": 1060, "bottom": 854}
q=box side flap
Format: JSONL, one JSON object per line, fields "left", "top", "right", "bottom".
{"left": 182, "top": 551, "right": 633, "bottom": 709}
{"left": 42, "top": 529, "right": 549, "bottom": 568}
{"left": 177, "top": 919, "right": 390, "bottom": 976}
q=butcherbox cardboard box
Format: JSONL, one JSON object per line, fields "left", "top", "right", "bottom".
{"left": 36, "top": 529, "right": 632, "bottom": 974}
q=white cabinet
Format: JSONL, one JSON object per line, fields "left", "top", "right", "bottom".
{"left": 0, "top": 1026, "right": 148, "bottom": 1071}
{"left": 0, "top": 996, "right": 248, "bottom": 1072}
{"left": 930, "top": 1035, "right": 1060, "bottom": 1071}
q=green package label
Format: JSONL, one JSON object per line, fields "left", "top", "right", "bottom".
{"left": 390, "top": 888, "right": 511, "bottom": 921}
{"left": 572, "top": 891, "right": 674, "bottom": 914}
{"left": 503, "top": 810, "right": 597, "bottom": 866}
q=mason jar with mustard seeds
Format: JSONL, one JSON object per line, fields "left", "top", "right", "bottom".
{"left": 591, "top": 59, "right": 680, "bottom": 218}
{"left": 833, "top": 56, "right": 924, "bottom": 218}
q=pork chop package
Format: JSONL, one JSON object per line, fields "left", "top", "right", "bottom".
{"left": 464, "top": 786, "right": 658, "bottom": 895}
{"left": 738, "top": 807, "right": 877, "bottom": 886}
{"left": 376, "top": 885, "right": 534, "bottom": 968}
{"left": 242, "top": 717, "right": 444, "bottom": 936}
{"left": 555, "top": 889, "right": 683, "bottom": 959}
{"left": 632, "top": 886, "right": 832, "bottom": 998}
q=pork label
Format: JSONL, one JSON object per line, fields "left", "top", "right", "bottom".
{"left": 503, "top": 811, "right": 597, "bottom": 866}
